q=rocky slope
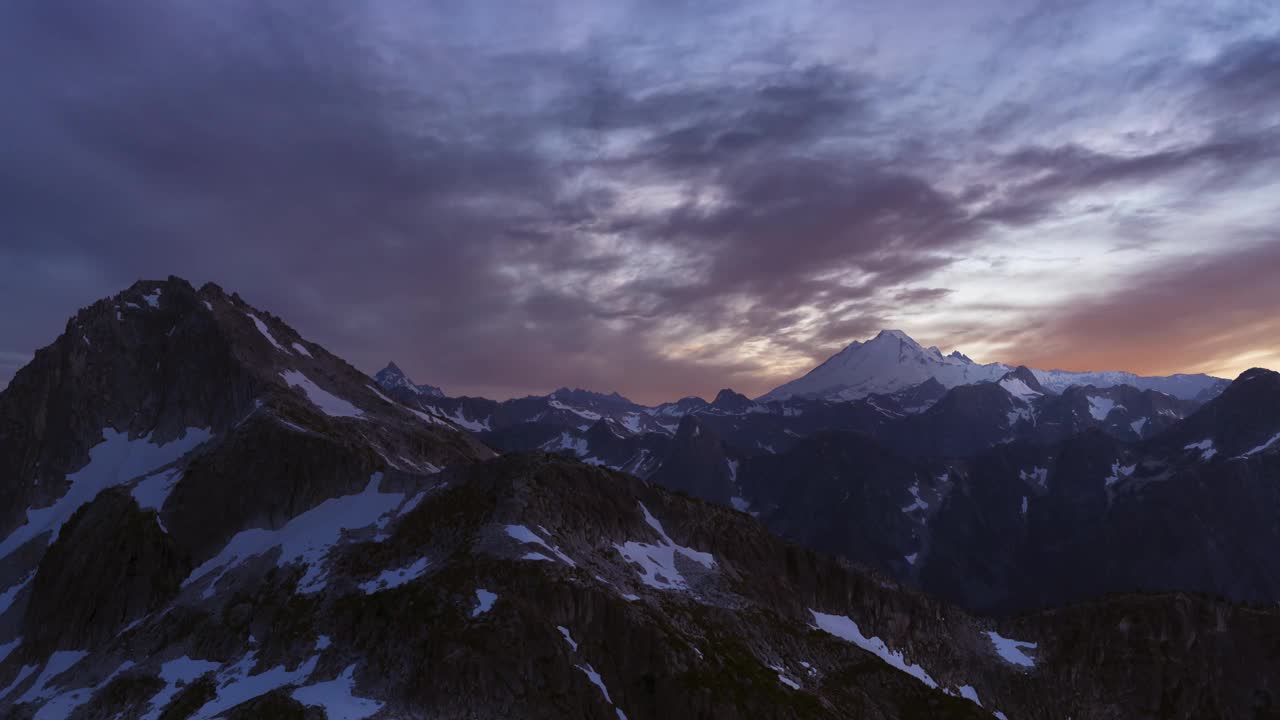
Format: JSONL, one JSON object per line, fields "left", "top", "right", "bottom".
{"left": 5, "top": 450, "right": 1280, "bottom": 719}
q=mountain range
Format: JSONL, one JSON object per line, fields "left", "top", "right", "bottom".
{"left": 0, "top": 277, "right": 1277, "bottom": 719}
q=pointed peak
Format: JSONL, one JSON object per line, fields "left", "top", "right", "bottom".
{"left": 871, "top": 329, "right": 919, "bottom": 345}
{"left": 949, "top": 350, "right": 974, "bottom": 363}
{"left": 710, "top": 388, "right": 755, "bottom": 413}
{"left": 999, "top": 365, "right": 1046, "bottom": 396}
{"left": 376, "top": 362, "right": 411, "bottom": 384}
{"left": 374, "top": 362, "right": 444, "bottom": 398}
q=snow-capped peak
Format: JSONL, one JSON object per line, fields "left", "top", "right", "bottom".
{"left": 761, "top": 330, "right": 1227, "bottom": 402}
{"left": 375, "top": 362, "right": 444, "bottom": 398}
{"left": 760, "top": 330, "right": 1010, "bottom": 402}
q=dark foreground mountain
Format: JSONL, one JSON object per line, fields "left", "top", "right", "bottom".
{"left": 1, "top": 278, "right": 1277, "bottom": 719}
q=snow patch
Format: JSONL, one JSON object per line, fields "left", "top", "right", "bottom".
{"left": 1130, "top": 417, "right": 1148, "bottom": 436}
{"left": 247, "top": 313, "right": 290, "bottom": 354}
{"left": 139, "top": 656, "right": 223, "bottom": 720}
{"left": 558, "top": 626, "right": 578, "bottom": 652}
{"left": 292, "top": 342, "right": 313, "bottom": 358}
{"left": 1087, "top": 396, "right": 1116, "bottom": 421}
{"left": 1243, "top": 431, "right": 1280, "bottom": 457}
{"left": 359, "top": 557, "right": 430, "bottom": 594}
{"left": 505, "top": 525, "right": 576, "bottom": 566}
{"left": 186, "top": 473, "right": 403, "bottom": 597}
{"left": 1019, "top": 467, "right": 1048, "bottom": 489}
{"left": 17, "top": 650, "right": 89, "bottom": 705}
{"left": 954, "top": 685, "right": 981, "bottom": 705}
{"left": 1000, "top": 378, "right": 1041, "bottom": 402}
{"left": 291, "top": 664, "right": 383, "bottom": 720}
{"left": 190, "top": 651, "right": 318, "bottom": 719}
{"left": 131, "top": 467, "right": 184, "bottom": 520}
{"left": 472, "top": 589, "right": 497, "bottom": 617}
{"left": 614, "top": 503, "right": 715, "bottom": 592}
{"left": 901, "top": 481, "right": 929, "bottom": 513}
{"left": 366, "top": 384, "right": 398, "bottom": 406}
{"left": 0, "top": 574, "right": 33, "bottom": 616}
{"left": 769, "top": 664, "right": 800, "bottom": 690}
{"left": 1184, "top": 438, "right": 1217, "bottom": 461}
{"left": 548, "top": 399, "right": 603, "bottom": 422}
{"left": 280, "top": 370, "right": 363, "bottom": 418}
{"left": 810, "top": 610, "right": 937, "bottom": 689}
{"left": 986, "top": 630, "right": 1038, "bottom": 668}
{"left": 0, "top": 427, "right": 211, "bottom": 561}
{"left": 0, "top": 665, "right": 36, "bottom": 703}
{"left": 1105, "top": 461, "right": 1136, "bottom": 487}
{"left": 32, "top": 660, "right": 134, "bottom": 720}
{"left": 0, "top": 638, "right": 20, "bottom": 664}
{"left": 576, "top": 663, "right": 614, "bottom": 705}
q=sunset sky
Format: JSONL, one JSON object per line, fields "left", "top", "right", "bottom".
{"left": 2, "top": 0, "right": 1278, "bottom": 403}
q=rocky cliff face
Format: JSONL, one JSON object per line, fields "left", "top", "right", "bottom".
{"left": 5, "top": 451, "right": 1279, "bottom": 719}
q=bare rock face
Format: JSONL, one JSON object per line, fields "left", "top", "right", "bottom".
{"left": 22, "top": 488, "right": 187, "bottom": 656}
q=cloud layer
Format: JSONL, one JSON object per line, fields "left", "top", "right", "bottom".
{"left": 1, "top": 0, "right": 1278, "bottom": 402}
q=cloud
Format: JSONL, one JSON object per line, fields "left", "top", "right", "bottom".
{"left": 1004, "top": 239, "right": 1280, "bottom": 378}
{"left": 0, "top": 0, "right": 1278, "bottom": 402}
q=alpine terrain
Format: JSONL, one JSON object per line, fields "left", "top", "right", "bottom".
{"left": 1, "top": 278, "right": 1277, "bottom": 719}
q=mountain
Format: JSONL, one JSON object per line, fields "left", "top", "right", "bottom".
{"left": 373, "top": 362, "right": 444, "bottom": 398}
{"left": 3, "top": 279, "right": 1275, "bottom": 718}
{"left": 760, "top": 329, "right": 1228, "bottom": 402}
{"left": 761, "top": 330, "right": 1011, "bottom": 402}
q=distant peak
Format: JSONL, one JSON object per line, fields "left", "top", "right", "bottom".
{"left": 374, "top": 362, "right": 445, "bottom": 398}
{"left": 1236, "top": 367, "right": 1278, "bottom": 384}
{"left": 710, "top": 388, "right": 755, "bottom": 412}
{"left": 873, "top": 329, "right": 918, "bottom": 344}
{"left": 1000, "top": 365, "right": 1045, "bottom": 393}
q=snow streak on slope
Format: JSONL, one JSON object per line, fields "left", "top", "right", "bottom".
{"left": 185, "top": 473, "right": 404, "bottom": 597}
{"left": 291, "top": 664, "right": 384, "bottom": 720}
{"left": 613, "top": 503, "right": 715, "bottom": 592}
{"left": 0, "top": 428, "right": 211, "bottom": 561}
{"left": 280, "top": 370, "right": 363, "bottom": 418}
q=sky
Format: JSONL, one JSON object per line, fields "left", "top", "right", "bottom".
{"left": 1, "top": 0, "right": 1278, "bottom": 403}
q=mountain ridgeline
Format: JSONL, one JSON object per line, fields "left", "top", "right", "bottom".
{"left": 0, "top": 277, "right": 1277, "bottom": 719}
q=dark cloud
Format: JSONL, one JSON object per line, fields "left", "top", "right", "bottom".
{"left": 0, "top": 0, "right": 1277, "bottom": 402}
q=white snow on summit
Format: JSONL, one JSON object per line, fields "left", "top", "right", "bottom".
{"left": 762, "top": 330, "right": 1009, "bottom": 401}
{"left": 760, "top": 330, "right": 1224, "bottom": 402}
